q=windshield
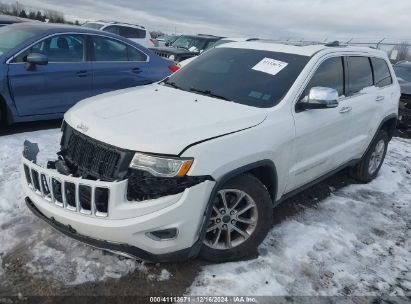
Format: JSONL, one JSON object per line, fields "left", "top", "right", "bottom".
{"left": 0, "top": 26, "right": 40, "bottom": 55}
{"left": 394, "top": 66, "right": 411, "bottom": 82}
{"left": 163, "top": 47, "right": 309, "bottom": 108}
{"left": 171, "top": 36, "right": 207, "bottom": 51}
{"left": 81, "top": 22, "right": 104, "bottom": 30}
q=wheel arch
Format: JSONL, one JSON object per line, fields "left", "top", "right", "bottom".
{"left": 215, "top": 160, "right": 278, "bottom": 203}
{"left": 379, "top": 114, "right": 397, "bottom": 140}
{"left": 362, "top": 113, "right": 397, "bottom": 159}
{"left": 187, "top": 159, "right": 278, "bottom": 259}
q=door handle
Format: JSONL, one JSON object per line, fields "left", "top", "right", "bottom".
{"left": 375, "top": 95, "right": 385, "bottom": 102}
{"left": 76, "top": 70, "right": 89, "bottom": 77}
{"left": 132, "top": 67, "right": 142, "bottom": 74}
{"left": 339, "top": 106, "right": 352, "bottom": 114}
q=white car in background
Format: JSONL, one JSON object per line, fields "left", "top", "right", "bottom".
{"left": 178, "top": 37, "right": 254, "bottom": 68}
{"left": 82, "top": 21, "right": 158, "bottom": 48}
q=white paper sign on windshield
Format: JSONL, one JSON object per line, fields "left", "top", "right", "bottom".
{"left": 252, "top": 58, "right": 288, "bottom": 76}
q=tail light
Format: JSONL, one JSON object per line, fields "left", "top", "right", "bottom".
{"left": 168, "top": 65, "right": 180, "bottom": 72}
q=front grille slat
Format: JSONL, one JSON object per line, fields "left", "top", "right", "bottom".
{"left": 31, "top": 170, "right": 41, "bottom": 192}
{"left": 24, "top": 163, "right": 110, "bottom": 217}
{"left": 62, "top": 129, "right": 124, "bottom": 181}
{"left": 52, "top": 178, "right": 63, "bottom": 205}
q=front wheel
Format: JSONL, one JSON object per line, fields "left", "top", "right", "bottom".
{"left": 350, "top": 130, "right": 389, "bottom": 183}
{"left": 200, "top": 174, "right": 273, "bottom": 262}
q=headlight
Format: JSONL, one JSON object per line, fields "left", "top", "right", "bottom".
{"left": 129, "top": 153, "right": 193, "bottom": 178}
{"left": 169, "top": 54, "right": 175, "bottom": 60}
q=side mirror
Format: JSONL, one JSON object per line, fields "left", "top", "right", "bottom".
{"left": 25, "top": 53, "right": 48, "bottom": 70}
{"left": 298, "top": 87, "right": 339, "bottom": 110}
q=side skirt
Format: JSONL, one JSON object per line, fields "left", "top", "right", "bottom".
{"left": 274, "top": 159, "right": 360, "bottom": 206}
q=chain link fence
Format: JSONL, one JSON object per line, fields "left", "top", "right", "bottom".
{"left": 271, "top": 38, "right": 411, "bottom": 63}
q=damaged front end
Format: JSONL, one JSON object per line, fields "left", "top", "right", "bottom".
{"left": 23, "top": 123, "right": 213, "bottom": 212}
{"left": 21, "top": 125, "right": 216, "bottom": 261}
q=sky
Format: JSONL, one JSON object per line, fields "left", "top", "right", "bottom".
{"left": 4, "top": 0, "right": 411, "bottom": 41}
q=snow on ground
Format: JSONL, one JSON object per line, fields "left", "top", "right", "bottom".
{"left": 0, "top": 128, "right": 410, "bottom": 295}
{"left": 189, "top": 138, "right": 411, "bottom": 296}
{"left": 0, "top": 129, "right": 148, "bottom": 285}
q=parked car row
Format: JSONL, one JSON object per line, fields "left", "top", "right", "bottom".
{"left": 0, "top": 23, "right": 179, "bottom": 126}
{"left": 81, "top": 21, "right": 158, "bottom": 48}
{"left": 150, "top": 34, "right": 223, "bottom": 63}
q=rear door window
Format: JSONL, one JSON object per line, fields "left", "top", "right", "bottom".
{"left": 92, "top": 36, "right": 147, "bottom": 62}
{"left": 103, "top": 25, "right": 120, "bottom": 35}
{"left": 127, "top": 46, "right": 147, "bottom": 61}
{"left": 301, "top": 57, "right": 344, "bottom": 100}
{"left": 347, "top": 56, "right": 373, "bottom": 95}
{"left": 119, "top": 26, "right": 146, "bottom": 39}
{"left": 92, "top": 36, "right": 128, "bottom": 61}
{"left": 371, "top": 57, "right": 393, "bottom": 87}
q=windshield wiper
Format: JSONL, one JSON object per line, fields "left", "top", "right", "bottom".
{"left": 163, "top": 80, "right": 183, "bottom": 90}
{"left": 189, "top": 88, "right": 231, "bottom": 101}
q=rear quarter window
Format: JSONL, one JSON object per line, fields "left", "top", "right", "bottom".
{"left": 347, "top": 56, "right": 373, "bottom": 95}
{"left": 119, "top": 26, "right": 146, "bottom": 39}
{"left": 371, "top": 57, "right": 393, "bottom": 87}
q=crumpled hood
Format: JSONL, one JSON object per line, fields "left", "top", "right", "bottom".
{"left": 64, "top": 84, "right": 267, "bottom": 155}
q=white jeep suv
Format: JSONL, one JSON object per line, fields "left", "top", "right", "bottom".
{"left": 82, "top": 21, "right": 157, "bottom": 48}
{"left": 22, "top": 41, "right": 400, "bottom": 262}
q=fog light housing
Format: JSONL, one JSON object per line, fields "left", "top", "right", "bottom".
{"left": 146, "top": 228, "right": 178, "bottom": 241}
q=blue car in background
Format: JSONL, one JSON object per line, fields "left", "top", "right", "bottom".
{"left": 0, "top": 23, "right": 177, "bottom": 126}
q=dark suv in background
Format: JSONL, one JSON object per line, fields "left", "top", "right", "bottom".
{"left": 150, "top": 34, "right": 222, "bottom": 63}
{"left": 393, "top": 61, "right": 411, "bottom": 134}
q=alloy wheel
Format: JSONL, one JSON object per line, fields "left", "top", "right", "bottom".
{"left": 204, "top": 189, "right": 258, "bottom": 250}
{"left": 368, "top": 139, "right": 385, "bottom": 175}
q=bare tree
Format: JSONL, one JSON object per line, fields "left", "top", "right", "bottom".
{"left": 391, "top": 42, "right": 410, "bottom": 62}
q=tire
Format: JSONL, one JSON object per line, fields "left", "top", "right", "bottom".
{"left": 350, "top": 130, "right": 389, "bottom": 183}
{"left": 200, "top": 174, "right": 273, "bottom": 262}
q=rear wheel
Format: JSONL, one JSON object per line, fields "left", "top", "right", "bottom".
{"left": 350, "top": 130, "right": 388, "bottom": 183}
{"left": 200, "top": 174, "right": 273, "bottom": 262}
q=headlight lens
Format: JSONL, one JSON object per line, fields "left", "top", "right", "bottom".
{"left": 169, "top": 54, "right": 175, "bottom": 60}
{"left": 129, "top": 153, "right": 193, "bottom": 177}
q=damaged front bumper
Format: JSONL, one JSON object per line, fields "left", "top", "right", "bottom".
{"left": 22, "top": 142, "right": 216, "bottom": 261}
